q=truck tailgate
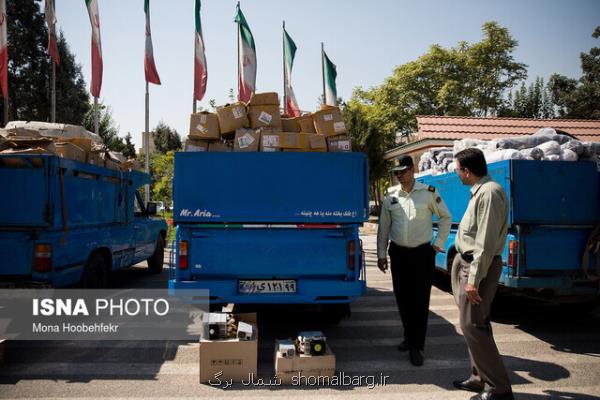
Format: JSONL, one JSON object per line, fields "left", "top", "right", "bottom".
{"left": 522, "top": 227, "right": 594, "bottom": 273}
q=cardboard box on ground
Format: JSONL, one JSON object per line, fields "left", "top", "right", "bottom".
{"left": 274, "top": 343, "right": 336, "bottom": 385}
{"left": 199, "top": 313, "right": 258, "bottom": 384}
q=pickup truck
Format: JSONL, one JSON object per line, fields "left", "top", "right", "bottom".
{"left": 418, "top": 159, "right": 600, "bottom": 305}
{"left": 0, "top": 154, "right": 167, "bottom": 287}
{"left": 169, "top": 152, "right": 369, "bottom": 315}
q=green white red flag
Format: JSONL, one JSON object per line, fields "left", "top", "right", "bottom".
{"left": 144, "top": 0, "right": 160, "bottom": 85}
{"left": 234, "top": 4, "right": 256, "bottom": 102}
{"left": 85, "top": 0, "right": 103, "bottom": 97}
{"left": 323, "top": 50, "right": 337, "bottom": 106}
{"left": 193, "top": 0, "right": 207, "bottom": 101}
{"left": 45, "top": 0, "right": 60, "bottom": 65}
{"left": 283, "top": 27, "right": 300, "bottom": 117}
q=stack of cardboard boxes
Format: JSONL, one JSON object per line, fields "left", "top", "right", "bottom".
{"left": 186, "top": 92, "right": 352, "bottom": 154}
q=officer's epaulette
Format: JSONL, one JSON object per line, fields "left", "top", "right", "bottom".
{"left": 428, "top": 185, "right": 436, "bottom": 193}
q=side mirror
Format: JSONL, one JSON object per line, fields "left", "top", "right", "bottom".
{"left": 146, "top": 202, "right": 158, "bottom": 216}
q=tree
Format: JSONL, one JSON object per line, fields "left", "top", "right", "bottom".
{"left": 500, "top": 77, "right": 554, "bottom": 118}
{"left": 0, "top": 0, "right": 90, "bottom": 124}
{"left": 122, "top": 133, "right": 136, "bottom": 159}
{"left": 548, "top": 26, "right": 600, "bottom": 119}
{"left": 153, "top": 121, "right": 182, "bottom": 154}
{"left": 151, "top": 151, "right": 175, "bottom": 205}
{"left": 82, "top": 102, "right": 123, "bottom": 151}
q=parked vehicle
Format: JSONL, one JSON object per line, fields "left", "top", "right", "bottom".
{"left": 169, "top": 152, "right": 369, "bottom": 315}
{"left": 0, "top": 154, "right": 167, "bottom": 287}
{"left": 418, "top": 159, "right": 600, "bottom": 305}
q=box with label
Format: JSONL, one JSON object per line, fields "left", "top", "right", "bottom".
{"left": 278, "top": 132, "right": 311, "bottom": 150}
{"left": 185, "top": 138, "right": 210, "bottom": 152}
{"left": 54, "top": 142, "right": 86, "bottom": 163}
{"left": 248, "top": 92, "right": 279, "bottom": 106}
{"left": 274, "top": 343, "right": 336, "bottom": 385}
{"left": 234, "top": 129, "right": 260, "bottom": 152}
{"left": 189, "top": 112, "right": 220, "bottom": 139}
{"left": 260, "top": 132, "right": 281, "bottom": 152}
{"left": 327, "top": 136, "right": 352, "bottom": 152}
{"left": 296, "top": 114, "right": 316, "bottom": 133}
{"left": 248, "top": 105, "right": 282, "bottom": 130}
{"left": 309, "top": 134, "right": 327, "bottom": 152}
{"left": 199, "top": 313, "right": 258, "bottom": 384}
{"left": 208, "top": 141, "right": 233, "bottom": 152}
{"left": 313, "top": 107, "right": 346, "bottom": 137}
{"left": 281, "top": 118, "right": 300, "bottom": 132}
{"left": 216, "top": 103, "right": 249, "bottom": 135}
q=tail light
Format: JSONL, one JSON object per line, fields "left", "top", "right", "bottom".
{"left": 33, "top": 244, "right": 52, "bottom": 273}
{"left": 508, "top": 240, "right": 519, "bottom": 268}
{"left": 179, "top": 240, "right": 188, "bottom": 269}
{"left": 348, "top": 240, "right": 356, "bottom": 271}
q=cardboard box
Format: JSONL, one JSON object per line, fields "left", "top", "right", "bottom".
{"left": 199, "top": 313, "right": 258, "bottom": 384}
{"left": 88, "top": 150, "right": 105, "bottom": 166}
{"left": 121, "top": 159, "right": 141, "bottom": 171}
{"left": 216, "top": 103, "right": 249, "bottom": 135}
{"left": 58, "top": 137, "right": 93, "bottom": 154}
{"left": 105, "top": 158, "right": 121, "bottom": 171}
{"left": 248, "top": 92, "right": 279, "bottom": 106}
{"left": 260, "top": 132, "right": 281, "bottom": 152}
{"left": 309, "top": 134, "right": 327, "bottom": 152}
{"left": 281, "top": 117, "right": 299, "bottom": 132}
{"left": 185, "top": 138, "right": 210, "bottom": 152}
{"left": 278, "top": 132, "right": 311, "bottom": 149}
{"left": 0, "top": 148, "right": 50, "bottom": 168}
{"left": 248, "top": 105, "right": 282, "bottom": 130}
{"left": 55, "top": 142, "right": 86, "bottom": 163}
{"left": 189, "top": 112, "right": 220, "bottom": 139}
{"left": 296, "top": 115, "right": 316, "bottom": 133}
{"left": 234, "top": 129, "right": 260, "bottom": 152}
{"left": 208, "top": 141, "right": 233, "bottom": 152}
{"left": 274, "top": 344, "right": 336, "bottom": 385}
{"left": 327, "top": 136, "right": 352, "bottom": 152}
{"left": 313, "top": 107, "right": 347, "bottom": 137}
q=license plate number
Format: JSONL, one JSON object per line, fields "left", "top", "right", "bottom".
{"left": 238, "top": 280, "right": 297, "bottom": 294}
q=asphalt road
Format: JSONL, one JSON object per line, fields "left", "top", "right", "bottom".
{"left": 1, "top": 234, "right": 599, "bottom": 399}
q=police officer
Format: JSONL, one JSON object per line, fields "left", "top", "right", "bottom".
{"left": 377, "top": 155, "right": 451, "bottom": 366}
{"left": 451, "top": 148, "right": 513, "bottom": 400}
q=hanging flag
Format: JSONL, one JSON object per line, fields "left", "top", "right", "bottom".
{"left": 283, "top": 27, "right": 300, "bottom": 117}
{"left": 193, "top": 0, "right": 207, "bottom": 101}
{"left": 144, "top": 0, "right": 160, "bottom": 84}
{"left": 45, "top": 0, "right": 60, "bottom": 65}
{"left": 0, "top": 0, "right": 7, "bottom": 99}
{"left": 85, "top": 0, "right": 103, "bottom": 97}
{"left": 234, "top": 3, "right": 256, "bottom": 102}
{"left": 323, "top": 51, "right": 337, "bottom": 106}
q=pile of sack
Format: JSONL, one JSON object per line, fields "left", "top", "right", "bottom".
{"left": 417, "top": 128, "right": 600, "bottom": 175}
{"left": 0, "top": 121, "right": 140, "bottom": 171}
{"left": 186, "top": 92, "right": 352, "bottom": 153}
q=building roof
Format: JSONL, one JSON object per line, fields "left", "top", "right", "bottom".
{"left": 416, "top": 116, "right": 600, "bottom": 142}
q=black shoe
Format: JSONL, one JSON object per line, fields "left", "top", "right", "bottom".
{"left": 470, "top": 390, "right": 514, "bottom": 400}
{"left": 453, "top": 378, "right": 484, "bottom": 393}
{"left": 397, "top": 341, "right": 409, "bottom": 351}
{"left": 409, "top": 349, "right": 423, "bottom": 366}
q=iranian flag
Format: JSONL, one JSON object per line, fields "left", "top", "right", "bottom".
{"left": 85, "top": 0, "right": 103, "bottom": 97}
{"left": 283, "top": 27, "right": 300, "bottom": 117}
{"left": 234, "top": 4, "right": 256, "bottom": 102}
{"left": 323, "top": 50, "right": 337, "bottom": 106}
{"left": 45, "top": 0, "right": 60, "bottom": 65}
{"left": 193, "top": 0, "right": 207, "bottom": 101}
{"left": 144, "top": 0, "right": 160, "bottom": 85}
{"left": 0, "top": 0, "right": 7, "bottom": 99}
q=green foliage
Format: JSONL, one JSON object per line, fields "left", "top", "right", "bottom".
{"left": 153, "top": 121, "right": 182, "bottom": 154}
{"left": 122, "top": 133, "right": 136, "bottom": 159}
{"left": 499, "top": 77, "right": 554, "bottom": 118}
{"left": 150, "top": 151, "right": 175, "bottom": 205}
{"left": 548, "top": 26, "right": 600, "bottom": 119}
{"left": 0, "top": 0, "right": 90, "bottom": 123}
{"left": 82, "top": 102, "right": 122, "bottom": 149}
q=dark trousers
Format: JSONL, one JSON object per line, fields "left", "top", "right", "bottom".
{"left": 451, "top": 254, "right": 512, "bottom": 394}
{"left": 388, "top": 242, "right": 436, "bottom": 351}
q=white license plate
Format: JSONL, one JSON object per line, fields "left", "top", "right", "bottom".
{"left": 238, "top": 280, "right": 297, "bottom": 294}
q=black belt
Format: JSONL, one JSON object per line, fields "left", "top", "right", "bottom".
{"left": 391, "top": 242, "right": 431, "bottom": 251}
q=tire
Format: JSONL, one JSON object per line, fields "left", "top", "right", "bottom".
{"left": 81, "top": 252, "right": 109, "bottom": 288}
{"left": 147, "top": 236, "right": 165, "bottom": 274}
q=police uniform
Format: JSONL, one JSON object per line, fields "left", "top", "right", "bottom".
{"left": 451, "top": 175, "right": 512, "bottom": 396}
{"left": 377, "top": 180, "right": 451, "bottom": 351}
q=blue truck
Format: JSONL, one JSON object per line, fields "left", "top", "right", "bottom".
{"left": 169, "top": 152, "right": 369, "bottom": 312}
{"left": 0, "top": 154, "right": 167, "bottom": 287}
{"left": 418, "top": 159, "right": 600, "bottom": 304}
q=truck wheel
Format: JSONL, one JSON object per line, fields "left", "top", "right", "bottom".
{"left": 147, "top": 236, "right": 165, "bottom": 274}
{"left": 81, "top": 252, "right": 109, "bottom": 288}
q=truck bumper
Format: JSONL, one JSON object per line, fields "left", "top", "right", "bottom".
{"left": 501, "top": 275, "right": 600, "bottom": 296}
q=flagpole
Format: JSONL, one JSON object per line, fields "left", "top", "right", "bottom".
{"left": 3, "top": 92, "right": 7, "bottom": 126}
{"left": 282, "top": 21, "right": 286, "bottom": 116}
{"left": 236, "top": 1, "right": 240, "bottom": 101}
{"left": 94, "top": 96, "right": 99, "bottom": 135}
{"left": 321, "top": 42, "right": 326, "bottom": 107}
{"left": 144, "top": 80, "right": 150, "bottom": 203}
{"left": 51, "top": 61, "right": 56, "bottom": 123}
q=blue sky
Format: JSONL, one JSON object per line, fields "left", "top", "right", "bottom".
{"left": 54, "top": 0, "right": 600, "bottom": 149}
